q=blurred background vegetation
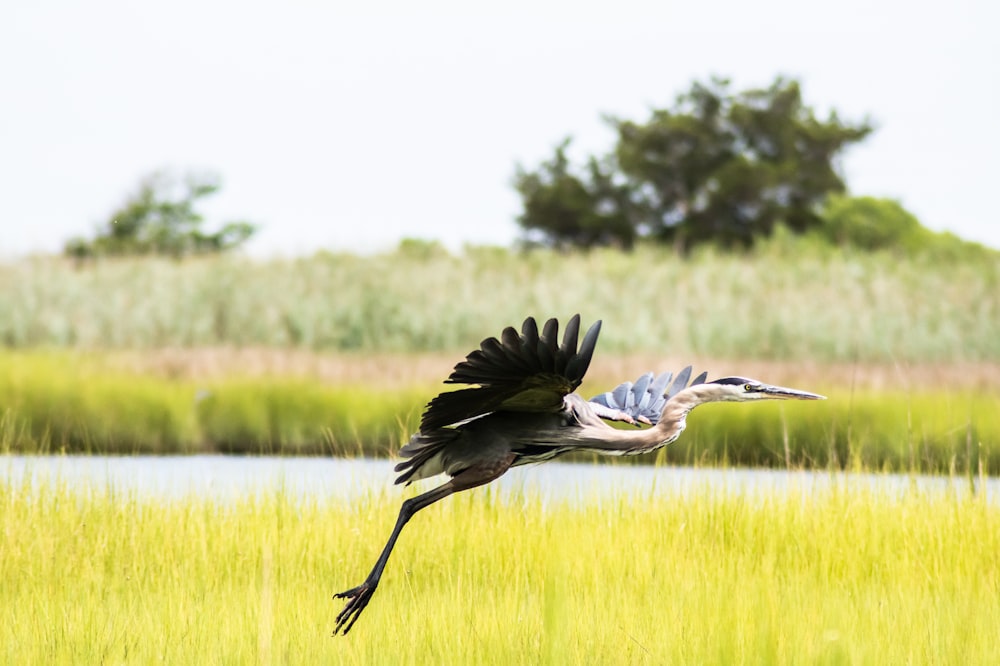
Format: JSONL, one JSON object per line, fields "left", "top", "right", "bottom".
{"left": 2, "top": 75, "right": 997, "bottom": 471}
{"left": 4, "top": 237, "right": 995, "bottom": 361}
{"left": 63, "top": 170, "right": 256, "bottom": 260}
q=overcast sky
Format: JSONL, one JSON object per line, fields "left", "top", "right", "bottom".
{"left": 3, "top": 0, "right": 997, "bottom": 258}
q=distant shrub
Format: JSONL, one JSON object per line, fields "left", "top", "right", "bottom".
{"left": 396, "top": 238, "right": 449, "bottom": 261}
{"left": 819, "top": 195, "right": 926, "bottom": 251}
{"left": 818, "top": 195, "right": 994, "bottom": 261}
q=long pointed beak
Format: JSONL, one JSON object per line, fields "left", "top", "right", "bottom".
{"left": 761, "top": 384, "right": 826, "bottom": 400}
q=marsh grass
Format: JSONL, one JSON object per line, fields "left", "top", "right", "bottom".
{"left": 0, "top": 351, "right": 423, "bottom": 457}
{"left": 2, "top": 350, "right": 997, "bottom": 472}
{"left": 1, "top": 479, "right": 998, "bottom": 664}
{"left": 3, "top": 240, "right": 999, "bottom": 362}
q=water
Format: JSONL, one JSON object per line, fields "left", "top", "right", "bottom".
{"left": 3, "top": 454, "right": 997, "bottom": 505}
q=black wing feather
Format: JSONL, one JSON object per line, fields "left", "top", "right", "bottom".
{"left": 519, "top": 318, "right": 543, "bottom": 373}
{"left": 418, "top": 315, "right": 602, "bottom": 431}
{"left": 564, "top": 319, "right": 601, "bottom": 384}
{"left": 554, "top": 315, "right": 580, "bottom": 376}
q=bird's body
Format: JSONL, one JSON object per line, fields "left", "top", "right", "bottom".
{"left": 334, "top": 314, "right": 824, "bottom": 635}
{"left": 396, "top": 397, "right": 673, "bottom": 484}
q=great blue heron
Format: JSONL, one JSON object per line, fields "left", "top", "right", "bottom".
{"left": 334, "top": 314, "right": 824, "bottom": 635}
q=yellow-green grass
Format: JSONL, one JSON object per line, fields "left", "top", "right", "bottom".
{"left": 2, "top": 350, "right": 998, "bottom": 474}
{"left": 4, "top": 238, "right": 999, "bottom": 362}
{"left": 0, "top": 351, "right": 422, "bottom": 457}
{"left": 1, "top": 478, "right": 998, "bottom": 664}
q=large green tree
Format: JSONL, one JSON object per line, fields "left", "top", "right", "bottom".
{"left": 514, "top": 140, "right": 636, "bottom": 250}
{"left": 65, "top": 171, "right": 256, "bottom": 259}
{"left": 516, "top": 77, "right": 873, "bottom": 251}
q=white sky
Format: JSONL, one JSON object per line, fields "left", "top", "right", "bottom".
{"left": 2, "top": 0, "right": 998, "bottom": 257}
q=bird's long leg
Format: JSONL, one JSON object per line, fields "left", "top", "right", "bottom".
{"left": 333, "top": 482, "right": 453, "bottom": 635}
{"left": 333, "top": 455, "right": 515, "bottom": 636}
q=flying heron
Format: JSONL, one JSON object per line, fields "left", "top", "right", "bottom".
{"left": 334, "top": 314, "right": 824, "bottom": 634}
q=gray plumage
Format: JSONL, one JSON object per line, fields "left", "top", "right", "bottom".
{"left": 334, "top": 314, "right": 825, "bottom": 635}
{"left": 589, "top": 367, "right": 709, "bottom": 426}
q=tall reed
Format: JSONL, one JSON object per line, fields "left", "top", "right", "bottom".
{"left": 3, "top": 239, "right": 998, "bottom": 362}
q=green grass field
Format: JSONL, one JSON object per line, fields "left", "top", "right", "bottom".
{"left": 2, "top": 349, "right": 998, "bottom": 473}
{"left": 2, "top": 478, "right": 997, "bottom": 665}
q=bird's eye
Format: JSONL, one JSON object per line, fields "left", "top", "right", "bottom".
{"left": 744, "top": 383, "right": 754, "bottom": 392}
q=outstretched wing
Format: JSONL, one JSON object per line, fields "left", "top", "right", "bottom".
{"left": 418, "top": 314, "right": 602, "bottom": 431}
{"left": 589, "top": 366, "right": 708, "bottom": 426}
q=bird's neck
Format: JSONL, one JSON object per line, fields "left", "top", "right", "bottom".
{"left": 569, "top": 385, "right": 725, "bottom": 456}
{"left": 621, "top": 392, "right": 701, "bottom": 452}
{"left": 650, "top": 384, "right": 719, "bottom": 443}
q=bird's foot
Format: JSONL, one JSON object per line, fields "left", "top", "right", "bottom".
{"left": 333, "top": 581, "right": 376, "bottom": 635}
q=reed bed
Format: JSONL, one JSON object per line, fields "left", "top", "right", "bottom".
{"left": 1, "top": 477, "right": 997, "bottom": 664}
{"left": 3, "top": 239, "right": 999, "bottom": 362}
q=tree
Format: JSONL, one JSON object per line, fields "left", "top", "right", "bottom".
{"left": 65, "top": 171, "right": 256, "bottom": 259}
{"left": 514, "top": 139, "right": 636, "bottom": 250}
{"left": 516, "top": 77, "right": 873, "bottom": 252}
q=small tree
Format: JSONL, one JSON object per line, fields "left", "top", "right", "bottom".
{"left": 65, "top": 171, "right": 256, "bottom": 259}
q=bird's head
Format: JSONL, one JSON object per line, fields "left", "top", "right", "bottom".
{"left": 702, "top": 377, "right": 826, "bottom": 402}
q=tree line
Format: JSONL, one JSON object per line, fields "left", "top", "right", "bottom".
{"left": 65, "top": 76, "right": 968, "bottom": 259}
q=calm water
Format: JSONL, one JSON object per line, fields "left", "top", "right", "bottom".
{"left": 2, "top": 455, "right": 997, "bottom": 505}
